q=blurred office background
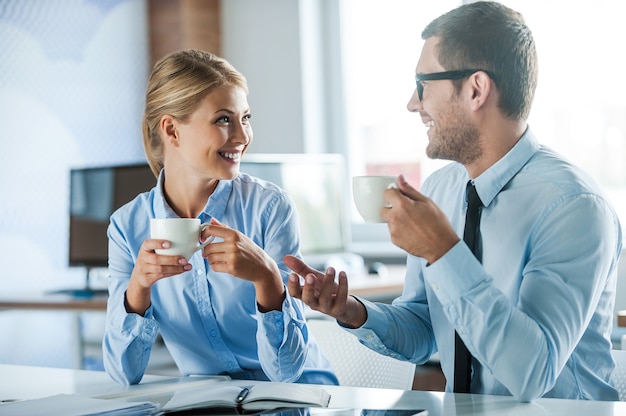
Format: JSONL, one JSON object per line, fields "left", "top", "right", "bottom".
{"left": 0, "top": 0, "right": 625, "bottom": 370}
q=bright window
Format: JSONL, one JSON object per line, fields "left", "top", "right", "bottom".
{"left": 340, "top": 0, "right": 457, "bottom": 189}
{"left": 339, "top": 0, "right": 626, "bottom": 234}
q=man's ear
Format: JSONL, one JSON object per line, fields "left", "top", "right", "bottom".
{"left": 468, "top": 71, "right": 492, "bottom": 111}
{"left": 160, "top": 115, "right": 179, "bottom": 147}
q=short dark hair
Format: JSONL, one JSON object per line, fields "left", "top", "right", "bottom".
{"left": 422, "top": 1, "right": 537, "bottom": 120}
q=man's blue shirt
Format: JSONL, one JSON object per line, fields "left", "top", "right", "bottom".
{"left": 350, "top": 128, "right": 622, "bottom": 401}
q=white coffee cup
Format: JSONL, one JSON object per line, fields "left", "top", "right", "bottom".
{"left": 352, "top": 175, "right": 397, "bottom": 223}
{"left": 150, "top": 218, "right": 214, "bottom": 259}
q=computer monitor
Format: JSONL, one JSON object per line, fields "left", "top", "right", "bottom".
{"left": 240, "top": 153, "right": 354, "bottom": 268}
{"left": 68, "top": 163, "right": 156, "bottom": 293}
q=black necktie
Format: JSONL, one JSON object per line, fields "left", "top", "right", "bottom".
{"left": 453, "top": 181, "right": 483, "bottom": 393}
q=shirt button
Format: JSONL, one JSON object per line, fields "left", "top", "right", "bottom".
{"left": 365, "top": 334, "right": 374, "bottom": 340}
{"left": 431, "top": 282, "right": 439, "bottom": 290}
{"left": 210, "top": 330, "right": 217, "bottom": 337}
{"left": 197, "top": 269, "right": 203, "bottom": 275}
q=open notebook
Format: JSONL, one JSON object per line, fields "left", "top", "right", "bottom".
{"left": 160, "top": 382, "right": 331, "bottom": 413}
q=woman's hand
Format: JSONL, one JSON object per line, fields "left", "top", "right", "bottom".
{"left": 126, "top": 239, "right": 192, "bottom": 315}
{"left": 202, "top": 218, "right": 284, "bottom": 311}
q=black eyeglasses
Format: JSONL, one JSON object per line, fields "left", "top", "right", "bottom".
{"left": 415, "top": 69, "right": 495, "bottom": 101}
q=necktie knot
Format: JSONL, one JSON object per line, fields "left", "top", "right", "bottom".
{"left": 467, "top": 181, "right": 483, "bottom": 211}
{"left": 464, "top": 181, "right": 483, "bottom": 257}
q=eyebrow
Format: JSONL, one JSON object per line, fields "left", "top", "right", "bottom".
{"left": 214, "top": 108, "right": 250, "bottom": 113}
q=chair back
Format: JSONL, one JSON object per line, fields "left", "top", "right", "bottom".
{"left": 612, "top": 349, "right": 626, "bottom": 401}
{"left": 307, "top": 317, "right": 416, "bottom": 389}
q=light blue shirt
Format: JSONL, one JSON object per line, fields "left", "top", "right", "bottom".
{"left": 350, "top": 128, "right": 622, "bottom": 401}
{"left": 103, "top": 171, "right": 338, "bottom": 386}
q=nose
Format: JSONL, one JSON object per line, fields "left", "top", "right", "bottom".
{"left": 407, "top": 89, "right": 422, "bottom": 113}
{"left": 231, "top": 122, "right": 252, "bottom": 145}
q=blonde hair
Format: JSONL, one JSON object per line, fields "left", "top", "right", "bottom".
{"left": 142, "top": 49, "right": 248, "bottom": 177}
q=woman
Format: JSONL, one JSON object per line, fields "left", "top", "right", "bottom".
{"left": 102, "top": 49, "right": 337, "bottom": 386}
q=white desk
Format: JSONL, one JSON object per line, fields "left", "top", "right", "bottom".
{"left": 0, "top": 364, "right": 174, "bottom": 402}
{"left": 1, "top": 364, "right": 626, "bottom": 415}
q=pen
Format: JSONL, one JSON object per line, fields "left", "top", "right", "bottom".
{"left": 236, "top": 387, "right": 250, "bottom": 404}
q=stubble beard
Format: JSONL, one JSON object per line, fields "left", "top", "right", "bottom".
{"left": 425, "top": 100, "right": 482, "bottom": 165}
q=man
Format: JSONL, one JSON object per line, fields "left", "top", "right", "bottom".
{"left": 285, "top": 1, "right": 622, "bottom": 401}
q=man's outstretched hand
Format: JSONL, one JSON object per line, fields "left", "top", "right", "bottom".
{"left": 284, "top": 254, "right": 367, "bottom": 328}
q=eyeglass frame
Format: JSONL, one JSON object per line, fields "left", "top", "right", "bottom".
{"left": 415, "top": 69, "right": 496, "bottom": 101}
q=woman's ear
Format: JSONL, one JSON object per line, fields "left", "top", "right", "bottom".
{"left": 160, "top": 115, "right": 179, "bottom": 147}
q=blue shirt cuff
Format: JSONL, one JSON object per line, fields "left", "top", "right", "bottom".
{"left": 341, "top": 297, "right": 394, "bottom": 353}
{"left": 121, "top": 310, "right": 159, "bottom": 341}
{"left": 258, "top": 291, "right": 304, "bottom": 342}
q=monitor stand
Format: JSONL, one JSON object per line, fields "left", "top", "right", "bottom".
{"left": 48, "top": 267, "right": 109, "bottom": 298}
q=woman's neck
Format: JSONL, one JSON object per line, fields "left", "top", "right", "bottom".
{"left": 162, "top": 172, "right": 219, "bottom": 218}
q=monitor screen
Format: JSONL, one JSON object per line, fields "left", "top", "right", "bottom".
{"left": 240, "top": 153, "right": 351, "bottom": 258}
{"left": 68, "top": 163, "right": 156, "bottom": 267}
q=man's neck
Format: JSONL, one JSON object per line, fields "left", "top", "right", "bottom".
{"left": 465, "top": 120, "right": 527, "bottom": 178}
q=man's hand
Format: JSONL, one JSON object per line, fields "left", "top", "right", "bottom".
{"left": 284, "top": 255, "right": 368, "bottom": 328}
{"left": 381, "top": 175, "right": 460, "bottom": 264}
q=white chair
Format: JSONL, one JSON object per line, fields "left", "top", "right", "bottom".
{"left": 612, "top": 349, "right": 626, "bottom": 401}
{"left": 307, "top": 317, "right": 416, "bottom": 389}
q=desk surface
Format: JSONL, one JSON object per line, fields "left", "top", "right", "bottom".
{"left": 0, "top": 293, "right": 108, "bottom": 311}
{"left": 0, "top": 266, "right": 406, "bottom": 312}
{"left": 1, "top": 364, "right": 625, "bottom": 415}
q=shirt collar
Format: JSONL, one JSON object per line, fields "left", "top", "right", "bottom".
{"left": 473, "top": 127, "right": 540, "bottom": 207}
{"left": 152, "top": 169, "right": 233, "bottom": 221}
